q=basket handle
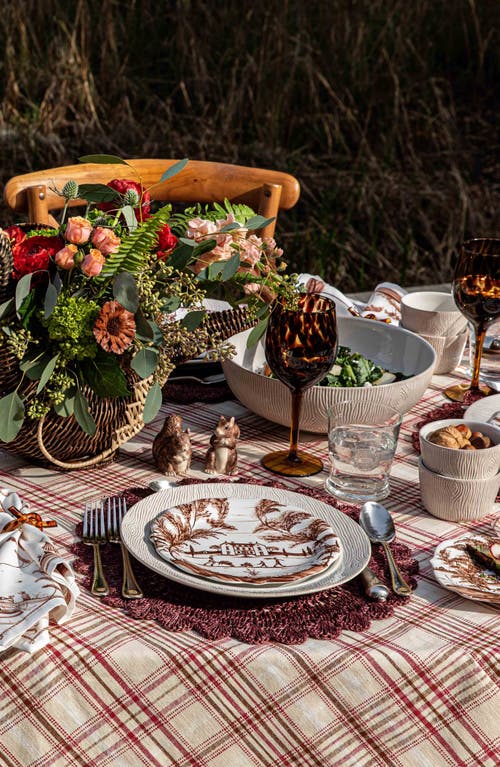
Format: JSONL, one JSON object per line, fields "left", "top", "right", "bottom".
{"left": 36, "top": 416, "right": 118, "bottom": 470}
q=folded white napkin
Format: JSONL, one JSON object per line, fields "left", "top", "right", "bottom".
{"left": 298, "top": 273, "right": 407, "bottom": 324}
{"left": 0, "top": 490, "right": 79, "bottom": 654}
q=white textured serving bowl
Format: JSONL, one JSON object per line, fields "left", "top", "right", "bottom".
{"left": 418, "top": 458, "right": 500, "bottom": 521}
{"left": 222, "top": 316, "right": 436, "bottom": 433}
{"left": 419, "top": 418, "right": 500, "bottom": 479}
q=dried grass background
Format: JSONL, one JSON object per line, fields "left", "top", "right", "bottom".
{"left": 0, "top": 0, "right": 498, "bottom": 290}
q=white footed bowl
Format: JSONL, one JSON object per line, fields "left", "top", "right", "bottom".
{"left": 222, "top": 316, "right": 436, "bottom": 433}
{"left": 400, "top": 291, "right": 467, "bottom": 336}
{"left": 420, "top": 418, "right": 500, "bottom": 479}
{"left": 418, "top": 458, "right": 500, "bottom": 521}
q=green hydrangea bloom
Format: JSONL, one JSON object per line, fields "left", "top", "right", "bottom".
{"left": 46, "top": 295, "right": 100, "bottom": 360}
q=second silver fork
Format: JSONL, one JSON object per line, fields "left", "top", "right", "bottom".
{"left": 107, "top": 497, "right": 143, "bottom": 599}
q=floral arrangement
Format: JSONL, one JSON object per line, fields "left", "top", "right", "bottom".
{"left": 0, "top": 155, "right": 296, "bottom": 443}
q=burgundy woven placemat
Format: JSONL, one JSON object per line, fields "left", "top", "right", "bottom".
{"left": 72, "top": 478, "right": 418, "bottom": 644}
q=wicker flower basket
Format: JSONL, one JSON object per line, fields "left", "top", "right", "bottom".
{"left": 0, "top": 230, "right": 252, "bottom": 470}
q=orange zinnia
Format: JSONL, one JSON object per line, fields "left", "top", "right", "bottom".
{"left": 93, "top": 300, "right": 136, "bottom": 354}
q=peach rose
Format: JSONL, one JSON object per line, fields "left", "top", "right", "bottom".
{"left": 81, "top": 248, "right": 105, "bottom": 277}
{"left": 55, "top": 243, "right": 78, "bottom": 270}
{"left": 91, "top": 226, "right": 121, "bottom": 256}
{"left": 65, "top": 216, "right": 93, "bottom": 245}
{"left": 186, "top": 217, "right": 218, "bottom": 240}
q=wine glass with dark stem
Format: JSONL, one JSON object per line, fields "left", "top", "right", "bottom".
{"left": 261, "top": 293, "right": 338, "bottom": 477}
{"left": 446, "top": 238, "right": 500, "bottom": 402}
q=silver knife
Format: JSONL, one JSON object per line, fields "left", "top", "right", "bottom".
{"left": 358, "top": 566, "right": 389, "bottom": 601}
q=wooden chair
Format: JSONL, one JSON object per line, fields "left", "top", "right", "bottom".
{"left": 3, "top": 159, "right": 300, "bottom": 239}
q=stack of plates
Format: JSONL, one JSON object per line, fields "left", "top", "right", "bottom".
{"left": 121, "top": 484, "right": 371, "bottom": 599}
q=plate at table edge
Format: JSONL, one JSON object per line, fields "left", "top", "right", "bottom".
{"left": 430, "top": 534, "right": 500, "bottom": 605}
{"left": 464, "top": 393, "right": 500, "bottom": 425}
{"left": 121, "top": 483, "right": 371, "bottom": 599}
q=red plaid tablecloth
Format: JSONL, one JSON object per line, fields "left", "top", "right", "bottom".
{"left": 0, "top": 370, "right": 498, "bottom": 767}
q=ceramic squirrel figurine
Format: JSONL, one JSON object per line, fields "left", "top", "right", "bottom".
{"left": 152, "top": 414, "right": 192, "bottom": 476}
{"left": 204, "top": 415, "right": 240, "bottom": 475}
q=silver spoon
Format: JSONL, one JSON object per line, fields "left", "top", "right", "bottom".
{"left": 359, "top": 501, "right": 412, "bottom": 596}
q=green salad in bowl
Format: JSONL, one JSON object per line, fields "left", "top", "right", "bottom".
{"left": 265, "top": 346, "right": 406, "bottom": 388}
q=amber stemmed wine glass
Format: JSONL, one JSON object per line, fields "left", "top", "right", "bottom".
{"left": 445, "top": 238, "right": 500, "bottom": 402}
{"left": 261, "top": 293, "right": 338, "bottom": 477}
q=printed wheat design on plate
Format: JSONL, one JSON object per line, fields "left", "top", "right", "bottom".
{"left": 253, "top": 499, "right": 339, "bottom": 555}
{"left": 152, "top": 498, "right": 236, "bottom": 552}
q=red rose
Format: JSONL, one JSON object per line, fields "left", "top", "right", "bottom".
{"left": 100, "top": 178, "right": 151, "bottom": 220}
{"left": 4, "top": 225, "right": 26, "bottom": 247}
{"left": 157, "top": 223, "right": 178, "bottom": 260}
{"left": 12, "top": 234, "right": 64, "bottom": 281}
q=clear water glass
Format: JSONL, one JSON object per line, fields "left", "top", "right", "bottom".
{"left": 326, "top": 402, "right": 402, "bottom": 502}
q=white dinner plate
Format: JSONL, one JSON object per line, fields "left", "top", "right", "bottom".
{"left": 464, "top": 393, "right": 500, "bottom": 426}
{"left": 121, "top": 484, "right": 371, "bottom": 599}
{"left": 431, "top": 534, "right": 500, "bottom": 605}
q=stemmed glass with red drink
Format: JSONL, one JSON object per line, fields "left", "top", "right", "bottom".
{"left": 447, "top": 238, "right": 500, "bottom": 401}
{"left": 261, "top": 292, "right": 338, "bottom": 477}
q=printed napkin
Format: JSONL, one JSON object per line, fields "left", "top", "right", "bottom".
{"left": 298, "top": 273, "right": 407, "bottom": 324}
{"left": 0, "top": 490, "right": 79, "bottom": 654}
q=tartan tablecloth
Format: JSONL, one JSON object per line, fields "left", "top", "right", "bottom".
{"left": 0, "top": 369, "right": 498, "bottom": 767}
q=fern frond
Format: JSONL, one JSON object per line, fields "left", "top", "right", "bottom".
{"left": 99, "top": 206, "right": 172, "bottom": 279}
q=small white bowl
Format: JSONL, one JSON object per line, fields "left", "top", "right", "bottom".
{"left": 401, "top": 291, "right": 467, "bottom": 337}
{"left": 417, "top": 329, "right": 468, "bottom": 375}
{"left": 418, "top": 458, "right": 500, "bottom": 521}
{"left": 419, "top": 418, "right": 500, "bottom": 479}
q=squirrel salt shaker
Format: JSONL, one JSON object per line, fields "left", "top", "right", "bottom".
{"left": 152, "top": 414, "right": 192, "bottom": 476}
{"left": 204, "top": 415, "right": 240, "bottom": 475}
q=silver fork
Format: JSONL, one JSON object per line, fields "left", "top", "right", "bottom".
{"left": 107, "top": 497, "right": 143, "bottom": 599}
{"left": 83, "top": 500, "right": 110, "bottom": 597}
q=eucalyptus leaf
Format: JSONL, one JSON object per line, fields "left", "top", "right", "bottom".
{"left": 246, "top": 318, "right": 268, "bottom": 347}
{"left": 142, "top": 381, "right": 162, "bottom": 424}
{"left": 54, "top": 393, "right": 75, "bottom": 417}
{"left": 245, "top": 215, "right": 275, "bottom": 230}
{"left": 15, "top": 274, "right": 33, "bottom": 313}
{"left": 131, "top": 347, "right": 159, "bottom": 379}
{"left": 159, "top": 158, "right": 189, "bottom": 183}
{"left": 135, "top": 309, "right": 155, "bottom": 342}
{"left": 180, "top": 310, "right": 206, "bottom": 332}
{"left": 121, "top": 205, "right": 138, "bottom": 230}
{"left": 218, "top": 222, "right": 241, "bottom": 233}
{"left": 79, "top": 154, "right": 129, "bottom": 165}
{"left": 44, "top": 282, "right": 59, "bottom": 319}
{"left": 168, "top": 244, "right": 195, "bottom": 270}
{"left": 160, "top": 296, "right": 181, "bottom": 313}
{"left": 178, "top": 237, "right": 196, "bottom": 248}
{"left": 221, "top": 252, "right": 241, "bottom": 280}
{"left": 36, "top": 354, "right": 60, "bottom": 394}
{"left": 0, "top": 391, "right": 25, "bottom": 443}
{"left": 113, "top": 272, "right": 139, "bottom": 313}
{"left": 53, "top": 272, "right": 62, "bottom": 293}
{"left": 81, "top": 353, "right": 131, "bottom": 398}
{"left": 74, "top": 388, "right": 96, "bottom": 435}
{"left": 0, "top": 298, "right": 15, "bottom": 321}
{"left": 77, "top": 183, "right": 120, "bottom": 203}
{"left": 21, "top": 351, "right": 51, "bottom": 380}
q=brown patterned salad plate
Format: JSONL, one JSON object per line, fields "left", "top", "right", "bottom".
{"left": 150, "top": 496, "right": 342, "bottom": 584}
{"left": 431, "top": 534, "right": 500, "bottom": 605}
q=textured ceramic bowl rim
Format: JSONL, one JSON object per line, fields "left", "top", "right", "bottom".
{"left": 400, "top": 291, "right": 467, "bottom": 335}
{"left": 420, "top": 418, "right": 500, "bottom": 453}
{"left": 418, "top": 456, "right": 500, "bottom": 485}
{"left": 418, "top": 457, "right": 500, "bottom": 521}
{"left": 419, "top": 418, "right": 500, "bottom": 478}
